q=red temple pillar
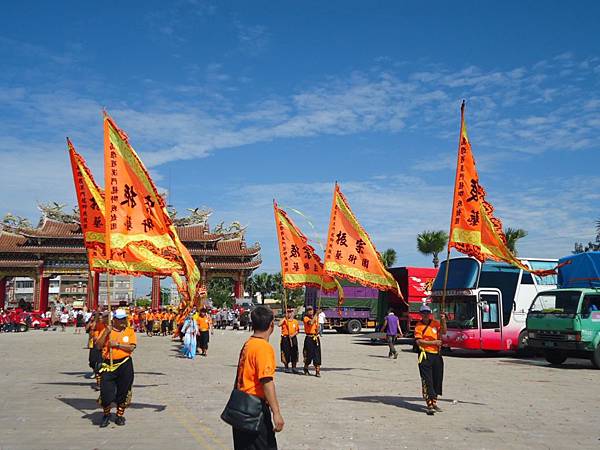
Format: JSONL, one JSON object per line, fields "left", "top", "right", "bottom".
{"left": 86, "top": 271, "right": 100, "bottom": 310}
{"left": 34, "top": 267, "right": 50, "bottom": 313}
{"left": 93, "top": 271, "right": 100, "bottom": 310}
{"left": 234, "top": 278, "right": 243, "bottom": 299}
{"left": 151, "top": 276, "right": 161, "bottom": 309}
{"left": 0, "top": 277, "right": 6, "bottom": 310}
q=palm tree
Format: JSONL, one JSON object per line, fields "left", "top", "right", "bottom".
{"left": 380, "top": 248, "right": 397, "bottom": 268}
{"left": 251, "top": 272, "right": 274, "bottom": 304}
{"left": 504, "top": 228, "right": 528, "bottom": 256}
{"left": 417, "top": 230, "right": 448, "bottom": 268}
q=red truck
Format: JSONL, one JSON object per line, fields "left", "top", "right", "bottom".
{"left": 381, "top": 267, "right": 438, "bottom": 335}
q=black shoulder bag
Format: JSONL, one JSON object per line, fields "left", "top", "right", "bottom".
{"left": 220, "top": 342, "right": 265, "bottom": 433}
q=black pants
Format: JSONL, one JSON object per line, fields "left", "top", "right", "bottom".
{"left": 303, "top": 335, "right": 321, "bottom": 366}
{"left": 387, "top": 335, "right": 397, "bottom": 356}
{"left": 146, "top": 321, "right": 154, "bottom": 333}
{"left": 88, "top": 348, "right": 103, "bottom": 374}
{"left": 168, "top": 320, "right": 174, "bottom": 333}
{"left": 418, "top": 352, "right": 444, "bottom": 404}
{"left": 232, "top": 402, "right": 277, "bottom": 450}
{"left": 197, "top": 330, "right": 210, "bottom": 350}
{"left": 100, "top": 358, "right": 134, "bottom": 408}
{"left": 280, "top": 335, "right": 299, "bottom": 365}
{"left": 161, "top": 320, "right": 168, "bottom": 334}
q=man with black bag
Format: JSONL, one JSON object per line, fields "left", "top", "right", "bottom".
{"left": 223, "top": 305, "right": 284, "bottom": 449}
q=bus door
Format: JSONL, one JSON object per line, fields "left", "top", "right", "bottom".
{"left": 479, "top": 291, "right": 502, "bottom": 350}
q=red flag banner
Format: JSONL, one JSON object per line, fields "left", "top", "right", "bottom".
{"left": 324, "top": 184, "right": 402, "bottom": 298}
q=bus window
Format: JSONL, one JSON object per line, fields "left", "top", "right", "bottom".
{"left": 529, "top": 260, "right": 558, "bottom": 286}
{"left": 479, "top": 262, "right": 519, "bottom": 327}
{"left": 433, "top": 258, "right": 479, "bottom": 290}
{"left": 520, "top": 272, "right": 534, "bottom": 285}
{"left": 480, "top": 294, "right": 500, "bottom": 329}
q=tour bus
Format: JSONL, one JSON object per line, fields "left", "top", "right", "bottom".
{"left": 429, "top": 257, "right": 557, "bottom": 352}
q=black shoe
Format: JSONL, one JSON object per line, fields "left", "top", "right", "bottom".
{"left": 284, "top": 367, "right": 291, "bottom": 373}
{"left": 433, "top": 405, "right": 443, "bottom": 412}
{"left": 115, "top": 416, "right": 126, "bottom": 426}
{"left": 100, "top": 415, "right": 111, "bottom": 428}
{"left": 292, "top": 369, "right": 300, "bottom": 375}
{"left": 303, "top": 367, "right": 309, "bottom": 375}
{"left": 426, "top": 407, "right": 435, "bottom": 416}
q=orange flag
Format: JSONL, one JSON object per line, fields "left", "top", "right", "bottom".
{"left": 68, "top": 139, "right": 107, "bottom": 271}
{"left": 448, "top": 102, "right": 556, "bottom": 276}
{"left": 324, "top": 184, "right": 402, "bottom": 298}
{"left": 103, "top": 114, "right": 202, "bottom": 301}
{"left": 274, "top": 201, "right": 340, "bottom": 292}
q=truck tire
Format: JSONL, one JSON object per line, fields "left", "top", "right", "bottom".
{"left": 346, "top": 319, "right": 362, "bottom": 334}
{"left": 592, "top": 345, "right": 600, "bottom": 369}
{"left": 544, "top": 350, "right": 567, "bottom": 366}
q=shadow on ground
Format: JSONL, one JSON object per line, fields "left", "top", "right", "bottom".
{"left": 57, "top": 397, "right": 167, "bottom": 425}
{"left": 339, "top": 395, "right": 486, "bottom": 414}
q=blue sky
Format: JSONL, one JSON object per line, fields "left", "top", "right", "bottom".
{"left": 1, "top": 1, "right": 600, "bottom": 293}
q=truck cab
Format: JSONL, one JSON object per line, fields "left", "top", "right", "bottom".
{"left": 527, "top": 289, "right": 600, "bottom": 367}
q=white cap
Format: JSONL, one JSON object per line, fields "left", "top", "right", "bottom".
{"left": 113, "top": 309, "right": 127, "bottom": 320}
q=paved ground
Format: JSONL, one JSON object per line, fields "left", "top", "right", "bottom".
{"left": 0, "top": 327, "right": 598, "bottom": 450}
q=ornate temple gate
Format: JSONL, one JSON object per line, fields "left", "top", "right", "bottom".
{"left": 0, "top": 208, "right": 261, "bottom": 310}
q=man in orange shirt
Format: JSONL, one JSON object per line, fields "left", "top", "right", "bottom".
{"left": 145, "top": 309, "right": 154, "bottom": 336}
{"left": 87, "top": 311, "right": 107, "bottom": 390}
{"left": 231, "top": 305, "right": 283, "bottom": 449}
{"left": 279, "top": 308, "right": 300, "bottom": 374}
{"left": 414, "top": 304, "right": 447, "bottom": 415}
{"left": 196, "top": 307, "right": 212, "bottom": 356}
{"left": 96, "top": 309, "right": 137, "bottom": 427}
{"left": 302, "top": 306, "right": 321, "bottom": 377}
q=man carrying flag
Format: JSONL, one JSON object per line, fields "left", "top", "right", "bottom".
{"left": 274, "top": 202, "right": 341, "bottom": 377}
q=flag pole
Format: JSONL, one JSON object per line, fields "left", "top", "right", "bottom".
{"left": 441, "top": 100, "right": 466, "bottom": 314}
{"left": 107, "top": 270, "right": 113, "bottom": 366}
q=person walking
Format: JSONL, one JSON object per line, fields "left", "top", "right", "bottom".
{"left": 381, "top": 309, "right": 403, "bottom": 359}
{"left": 302, "top": 306, "right": 321, "bottom": 377}
{"left": 279, "top": 308, "right": 300, "bottom": 374}
{"left": 231, "top": 306, "right": 284, "bottom": 449}
{"left": 75, "top": 311, "right": 85, "bottom": 334}
{"left": 59, "top": 310, "right": 69, "bottom": 332}
{"left": 317, "top": 308, "right": 326, "bottom": 336}
{"left": 145, "top": 309, "right": 154, "bottom": 337}
{"left": 181, "top": 314, "right": 198, "bottom": 359}
{"left": 196, "top": 308, "right": 212, "bottom": 357}
{"left": 414, "top": 304, "right": 447, "bottom": 415}
{"left": 96, "top": 309, "right": 137, "bottom": 427}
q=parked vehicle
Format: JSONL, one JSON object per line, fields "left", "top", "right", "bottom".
{"left": 380, "top": 267, "right": 438, "bottom": 335}
{"left": 430, "top": 257, "right": 557, "bottom": 352}
{"left": 526, "top": 252, "right": 600, "bottom": 368}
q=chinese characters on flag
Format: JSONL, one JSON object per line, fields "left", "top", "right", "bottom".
{"left": 103, "top": 114, "right": 202, "bottom": 304}
{"left": 68, "top": 139, "right": 107, "bottom": 270}
{"left": 324, "top": 184, "right": 402, "bottom": 298}
{"left": 274, "top": 202, "right": 340, "bottom": 293}
{"left": 448, "top": 102, "right": 556, "bottom": 276}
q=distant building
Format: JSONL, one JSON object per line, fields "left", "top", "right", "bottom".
{"left": 98, "top": 275, "right": 134, "bottom": 306}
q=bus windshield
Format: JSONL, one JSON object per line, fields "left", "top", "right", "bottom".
{"left": 440, "top": 296, "right": 478, "bottom": 329}
{"left": 433, "top": 259, "right": 479, "bottom": 290}
{"left": 529, "top": 291, "right": 581, "bottom": 317}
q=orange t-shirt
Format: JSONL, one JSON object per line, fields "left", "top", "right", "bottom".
{"left": 146, "top": 313, "right": 154, "bottom": 322}
{"left": 168, "top": 313, "right": 175, "bottom": 321}
{"left": 303, "top": 316, "right": 318, "bottom": 334}
{"left": 102, "top": 327, "right": 137, "bottom": 360}
{"left": 90, "top": 322, "right": 106, "bottom": 348}
{"left": 281, "top": 319, "right": 299, "bottom": 336}
{"left": 237, "top": 337, "right": 276, "bottom": 399}
{"left": 197, "top": 315, "right": 211, "bottom": 331}
{"left": 414, "top": 319, "right": 441, "bottom": 354}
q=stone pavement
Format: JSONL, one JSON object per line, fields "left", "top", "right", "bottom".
{"left": 0, "top": 328, "right": 598, "bottom": 450}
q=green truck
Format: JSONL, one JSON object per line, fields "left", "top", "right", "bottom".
{"left": 526, "top": 253, "right": 600, "bottom": 368}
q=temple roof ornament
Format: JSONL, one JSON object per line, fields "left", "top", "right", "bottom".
{"left": 37, "top": 202, "right": 79, "bottom": 225}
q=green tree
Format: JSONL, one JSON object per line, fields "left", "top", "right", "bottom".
{"left": 503, "top": 227, "right": 528, "bottom": 256}
{"left": 380, "top": 248, "right": 397, "bottom": 268}
{"left": 208, "top": 278, "right": 234, "bottom": 307}
{"left": 573, "top": 219, "right": 600, "bottom": 253}
{"left": 249, "top": 272, "right": 275, "bottom": 305}
{"left": 417, "top": 230, "right": 448, "bottom": 268}
{"left": 271, "top": 272, "right": 304, "bottom": 307}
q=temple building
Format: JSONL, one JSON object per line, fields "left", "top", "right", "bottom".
{"left": 0, "top": 206, "right": 261, "bottom": 311}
